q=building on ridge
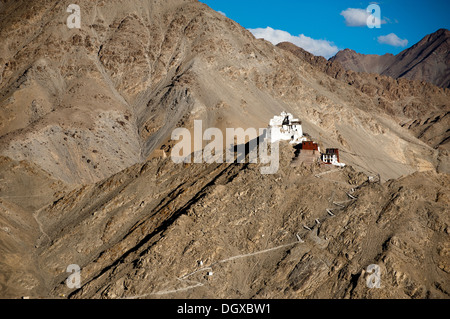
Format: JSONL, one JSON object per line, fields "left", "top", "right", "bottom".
{"left": 269, "top": 111, "right": 306, "bottom": 144}
{"left": 321, "top": 148, "right": 345, "bottom": 167}
{"left": 269, "top": 111, "right": 346, "bottom": 167}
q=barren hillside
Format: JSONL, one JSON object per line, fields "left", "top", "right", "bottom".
{"left": 278, "top": 41, "right": 450, "bottom": 155}
{"left": 3, "top": 143, "right": 448, "bottom": 299}
{"left": 0, "top": 0, "right": 449, "bottom": 299}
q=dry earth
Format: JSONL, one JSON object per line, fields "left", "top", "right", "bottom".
{"left": 0, "top": 0, "right": 449, "bottom": 299}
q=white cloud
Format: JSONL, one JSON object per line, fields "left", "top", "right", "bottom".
{"left": 340, "top": 8, "right": 386, "bottom": 27}
{"left": 248, "top": 27, "right": 339, "bottom": 59}
{"left": 217, "top": 11, "right": 226, "bottom": 17}
{"left": 377, "top": 33, "right": 408, "bottom": 47}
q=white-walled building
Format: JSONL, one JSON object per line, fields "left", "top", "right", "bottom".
{"left": 269, "top": 111, "right": 346, "bottom": 167}
{"left": 269, "top": 111, "right": 307, "bottom": 144}
{"left": 322, "top": 149, "right": 346, "bottom": 167}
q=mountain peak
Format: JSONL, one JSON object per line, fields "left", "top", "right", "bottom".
{"left": 433, "top": 28, "right": 450, "bottom": 37}
{"left": 331, "top": 29, "right": 450, "bottom": 88}
{"left": 330, "top": 48, "right": 396, "bottom": 74}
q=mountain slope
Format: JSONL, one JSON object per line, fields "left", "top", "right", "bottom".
{"left": 1, "top": 1, "right": 450, "bottom": 188}
{"left": 330, "top": 29, "right": 450, "bottom": 88}
{"left": 330, "top": 49, "right": 396, "bottom": 74}
{"left": 9, "top": 144, "right": 450, "bottom": 299}
{"left": 0, "top": 0, "right": 449, "bottom": 299}
{"left": 277, "top": 41, "right": 450, "bottom": 155}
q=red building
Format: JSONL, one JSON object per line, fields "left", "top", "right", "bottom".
{"left": 301, "top": 141, "right": 319, "bottom": 151}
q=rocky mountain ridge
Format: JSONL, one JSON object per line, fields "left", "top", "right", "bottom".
{"left": 330, "top": 29, "right": 450, "bottom": 88}
{"left": 0, "top": 0, "right": 449, "bottom": 299}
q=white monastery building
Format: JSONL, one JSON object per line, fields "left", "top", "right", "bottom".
{"left": 269, "top": 111, "right": 307, "bottom": 145}
{"left": 268, "top": 111, "right": 345, "bottom": 167}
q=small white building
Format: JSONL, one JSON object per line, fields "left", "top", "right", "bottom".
{"left": 321, "top": 149, "right": 346, "bottom": 167}
{"left": 269, "top": 111, "right": 307, "bottom": 144}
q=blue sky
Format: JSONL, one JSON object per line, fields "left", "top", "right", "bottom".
{"left": 199, "top": 0, "right": 450, "bottom": 59}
